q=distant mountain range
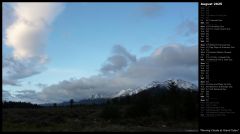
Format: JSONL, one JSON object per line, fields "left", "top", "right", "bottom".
{"left": 40, "top": 79, "right": 197, "bottom": 106}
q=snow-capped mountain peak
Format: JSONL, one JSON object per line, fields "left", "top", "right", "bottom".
{"left": 90, "top": 93, "right": 104, "bottom": 99}
{"left": 163, "top": 79, "right": 198, "bottom": 90}
{"left": 113, "top": 79, "right": 197, "bottom": 98}
{"left": 112, "top": 88, "right": 140, "bottom": 98}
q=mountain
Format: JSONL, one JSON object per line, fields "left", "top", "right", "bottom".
{"left": 39, "top": 79, "right": 197, "bottom": 106}
{"left": 162, "top": 79, "right": 197, "bottom": 90}
{"left": 90, "top": 93, "right": 105, "bottom": 99}
{"left": 112, "top": 88, "right": 143, "bottom": 98}
{"left": 112, "top": 79, "right": 197, "bottom": 98}
{"left": 78, "top": 98, "right": 108, "bottom": 105}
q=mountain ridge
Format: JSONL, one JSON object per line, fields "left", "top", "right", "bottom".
{"left": 112, "top": 79, "right": 197, "bottom": 98}
{"left": 40, "top": 79, "right": 197, "bottom": 106}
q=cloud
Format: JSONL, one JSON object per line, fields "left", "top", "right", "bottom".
{"left": 123, "top": 44, "right": 198, "bottom": 84}
{"left": 112, "top": 45, "right": 137, "bottom": 62}
{"left": 14, "top": 44, "right": 197, "bottom": 104}
{"left": 3, "top": 57, "right": 46, "bottom": 86}
{"left": 2, "top": 79, "right": 20, "bottom": 86}
{"left": 140, "top": 45, "right": 152, "bottom": 53}
{"left": 3, "top": 90, "right": 15, "bottom": 101}
{"left": 3, "top": 3, "right": 65, "bottom": 86}
{"left": 101, "top": 55, "right": 128, "bottom": 74}
{"left": 14, "top": 90, "right": 43, "bottom": 103}
{"left": 176, "top": 19, "right": 197, "bottom": 36}
{"left": 30, "top": 74, "right": 140, "bottom": 103}
{"left": 5, "top": 3, "right": 64, "bottom": 61}
{"left": 140, "top": 4, "right": 163, "bottom": 17}
{"left": 3, "top": 89, "right": 43, "bottom": 103}
{"left": 100, "top": 45, "right": 136, "bottom": 74}
{"left": 35, "top": 83, "right": 48, "bottom": 88}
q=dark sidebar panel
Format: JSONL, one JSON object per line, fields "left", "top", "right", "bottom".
{"left": 199, "top": 0, "right": 239, "bottom": 132}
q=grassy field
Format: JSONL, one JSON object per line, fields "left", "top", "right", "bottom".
{"left": 2, "top": 105, "right": 198, "bottom": 132}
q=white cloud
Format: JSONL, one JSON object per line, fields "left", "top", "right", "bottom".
{"left": 3, "top": 3, "right": 65, "bottom": 86}
{"left": 5, "top": 3, "right": 64, "bottom": 61}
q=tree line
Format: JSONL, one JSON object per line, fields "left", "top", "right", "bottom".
{"left": 2, "top": 101, "right": 41, "bottom": 108}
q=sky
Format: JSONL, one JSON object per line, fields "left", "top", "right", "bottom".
{"left": 2, "top": 2, "right": 198, "bottom": 104}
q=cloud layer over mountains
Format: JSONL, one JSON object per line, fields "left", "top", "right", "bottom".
{"left": 5, "top": 44, "right": 197, "bottom": 103}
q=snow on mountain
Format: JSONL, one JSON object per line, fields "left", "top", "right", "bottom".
{"left": 112, "top": 79, "right": 197, "bottom": 98}
{"left": 90, "top": 93, "right": 104, "bottom": 99}
{"left": 163, "top": 79, "right": 198, "bottom": 90}
{"left": 112, "top": 88, "right": 142, "bottom": 98}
